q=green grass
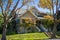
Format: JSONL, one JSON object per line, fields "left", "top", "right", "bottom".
{"left": 56, "top": 35, "right": 60, "bottom": 38}
{"left": 0, "top": 34, "right": 2, "bottom": 38}
{"left": 0, "top": 33, "right": 49, "bottom": 40}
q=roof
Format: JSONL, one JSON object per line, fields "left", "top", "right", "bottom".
{"left": 20, "top": 9, "right": 45, "bottom": 19}
{"left": 20, "top": 10, "right": 37, "bottom": 18}
{"left": 17, "top": 6, "right": 46, "bottom": 19}
{"left": 17, "top": 6, "right": 47, "bottom": 15}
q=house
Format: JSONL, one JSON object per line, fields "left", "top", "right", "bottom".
{"left": 17, "top": 7, "right": 47, "bottom": 24}
{"left": 16, "top": 7, "right": 48, "bottom": 33}
{"left": 20, "top": 10, "right": 37, "bottom": 24}
{"left": 20, "top": 10, "right": 46, "bottom": 24}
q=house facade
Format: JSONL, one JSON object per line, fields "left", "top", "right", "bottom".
{"left": 18, "top": 7, "right": 47, "bottom": 24}
{"left": 20, "top": 10, "right": 37, "bottom": 24}
{"left": 16, "top": 7, "right": 48, "bottom": 33}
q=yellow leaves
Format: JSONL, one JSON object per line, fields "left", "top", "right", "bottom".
{"left": 39, "top": 0, "right": 52, "bottom": 9}
{"left": 44, "top": 15, "right": 53, "bottom": 20}
{"left": 8, "top": 0, "right": 12, "bottom": 4}
{"left": 23, "top": 0, "right": 33, "bottom": 5}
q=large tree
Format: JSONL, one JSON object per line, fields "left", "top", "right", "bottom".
{"left": 52, "top": 0, "right": 59, "bottom": 38}
{"left": 0, "top": 0, "right": 33, "bottom": 40}
{"left": 39, "top": 0, "right": 59, "bottom": 38}
{"left": 39, "top": 0, "right": 52, "bottom": 15}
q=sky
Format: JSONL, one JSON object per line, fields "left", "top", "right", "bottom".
{"left": 17, "top": 0, "right": 51, "bottom": 14}
{"left": 17, "top": 0, "right": 59, "bottom": 14}
{"left": 0, "top": 0, "right": 60, "bottom": 14}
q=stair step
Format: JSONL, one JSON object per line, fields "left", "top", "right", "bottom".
{"left": 44, "top": 32, "right": 53, "bottom": 37}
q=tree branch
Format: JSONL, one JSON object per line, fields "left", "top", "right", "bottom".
{"left": 5, "top": 0, "right": 12, "bottom": 12}
{"left": 5, "top": 0, "right": 12, "bottom": 17}
{"left": 1, "top": 2, "right": 4, "bottom": 17}
{"left": 7, "top": 0, "right": 20, "bottom": 21}
{"left": 47, "top": 0, "right": 52, "bottom": 6}
{"left": 15, "top": 0, "right": 28, "bottom": 11}
{"left": 10, "top": 0, "right": 20, "bottom": 14}
{"left": 15, "top": 4, "right": 23, "bottom": 11}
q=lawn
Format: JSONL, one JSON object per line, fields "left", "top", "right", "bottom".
{"left": 56, "top": 36, "right": 60, "bottom": 38}
{"left": 0, "top": 34, "right": 1, "bottom": 38}
{"left": 0, "top": 33, "right": 49, "bottom": 40}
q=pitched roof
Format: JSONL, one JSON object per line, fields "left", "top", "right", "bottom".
{"left": 17, "top": 6, "right": 46, "bottom": 19}
{"left": 20, "top": 10, "right": 37, "bottom": 18}
{"left": 20, "top": 9, "right": 45, "bottom": 19}
{"left": 17, "top": 6, "right": 47, "bottom": 15}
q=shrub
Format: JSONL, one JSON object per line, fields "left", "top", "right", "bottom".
{"left": 41, "top": 19, "right": 54, "bottom": 32}
{"left": 7, "top": 20, "right": 16, "bottom": 35}
{"left": 20, "top": 21, "right": 37, "bottom": 33}
{"left": 0, "top": 14, "right": 3, "bottom": 34}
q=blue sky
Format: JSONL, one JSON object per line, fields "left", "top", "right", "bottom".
{"left": 17, "top": 0, "right": 58, "bottom": 14}
{"left": 18, "top": 0, "right": 51, "bottom": 13}
{"left": 0, "top": 0, "right": 60, "bottom": 14}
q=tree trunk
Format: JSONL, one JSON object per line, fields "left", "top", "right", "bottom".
{"left": 1, "top": 17, "right": 7, "bottom": 40}
{"left": 50, "top": 0, "right": 56, "bottom": 38}
{"left": 51, "top": 0, "right": 58, "bottom": 38}
{"left": 52, "top": 22, "right": 57, "bottom": 38}
{"left": 1, "top": 25, "right": 6, "bottom": 40}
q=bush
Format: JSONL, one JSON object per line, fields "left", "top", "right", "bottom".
{"left": 7, "top": 20, "right": 17, "bottom": 35}
{"left": 41, "top": 19, "right": 54, "bottom": 31}
{"left": 56, "top": 31, "right": 60, "bottom": 36}
{"left": 0, "top": 14, "right": 3, "bottom": 34}
{"left": 20, "top": 21, "right": 37, "bottom": 33}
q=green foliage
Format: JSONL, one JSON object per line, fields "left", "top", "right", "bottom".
{"left": 20, "top": 22, "right": 37, "bottom": 33}
{"left": 41, "top": 19, "right": 54, "bottom": 32}
{"left": 56, "top": 31, "right": 60, "bottom": 36}
{"left": 0, "top": 14, "right": 3, "bottom": 26}
{"left": 20, "top": 22, "right": 35, "bottom": 28}
{"left": 7, "top": 20, "right": 16, "bottom": 35}
{"left": 41, "top": 19, "right": 53, "bottom": 28}
{"left": 0, "top": 14, "right": 3, "bottom": 34}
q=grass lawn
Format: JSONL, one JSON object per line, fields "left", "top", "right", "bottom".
{"left": 0, "top": 33, "right": 49, "bottom": 40}
{"left": 0, "top": 34, "right": 2, "bottom": 38}
{"left": 56, "top": 36, "right": 60, "bottom": 38}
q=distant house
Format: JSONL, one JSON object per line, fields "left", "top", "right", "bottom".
{"left": 17, "top": 7, "right": 47, "bottom": 24}
{"left": 19, "top": 10, "right": 46, "bottom": 24}
{"left": 16, "top": 7, "right": 48, "bottom": 33}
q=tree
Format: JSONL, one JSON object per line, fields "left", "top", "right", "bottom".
{"left": 57, "top": 10, "right": 60, "bottom": 20}
{"left": 0, "top": 0, "right": 33, "bottom": 40}
{"left": 39, "top": 0, "right": 59, "bottom": 38}
{"left": 38, "top": 0, "right": 52, "bottom": 15}
{"left": 39, "top": 0, "right": 52, "bottom": 9}
{"left": 42, "top": 19, "right": 54, "bottom": 32}
{"left": 0, "top": 14, "right": 3, "bottom": 27}
{"left": 0, "top": 14, "right": 3, "bottom": 34}
{"left": 51, "top": 0, "right": 59, "bottom": 38}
